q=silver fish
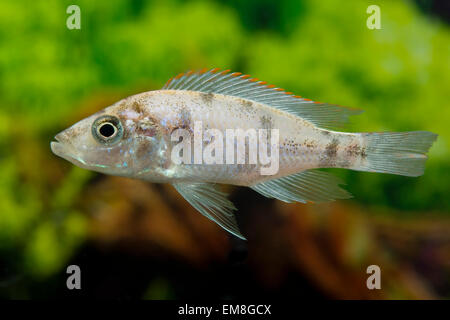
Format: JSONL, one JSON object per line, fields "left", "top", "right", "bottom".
{"left": 51, "top": 68, "right": 437, "bottom": 239}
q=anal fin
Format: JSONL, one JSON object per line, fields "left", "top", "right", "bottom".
{"left": 250, "top": 169, "right": 352, "bottom": 203}
{"left": 173, "top": 182, "right": 245, "bottom": 240}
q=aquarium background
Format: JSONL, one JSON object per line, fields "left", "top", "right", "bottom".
{"left": 0, "top": 0, "right": 449, "bottom": 299}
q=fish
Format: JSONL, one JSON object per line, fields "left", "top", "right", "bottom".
{"left": 51, "top": 68, "right": 438, "bottom": 240}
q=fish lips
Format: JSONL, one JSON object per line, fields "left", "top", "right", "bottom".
{"left": 50, "top": 133, "right": 88, "bottom": 168}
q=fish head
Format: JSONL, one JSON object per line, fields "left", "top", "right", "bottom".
{"left": 51, "top": 97, "right": 166, "bottom": 177}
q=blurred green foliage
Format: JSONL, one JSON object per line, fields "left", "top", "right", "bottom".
{"left": 0, "top": 0, "right": 448, "bottom": 287}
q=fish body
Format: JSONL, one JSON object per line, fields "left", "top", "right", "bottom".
{"left": 87, "top": 89, "right": 363, "bottom": 185}
{"left": 51, "top": 69, "right": 437, "bottom": 239}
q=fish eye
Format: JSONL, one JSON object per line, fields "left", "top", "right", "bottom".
{"left": 98, "top": 122, "right": 116, "bottom": 138}
{"left": 92, "top": 115, "right": 123, "bottom": 144}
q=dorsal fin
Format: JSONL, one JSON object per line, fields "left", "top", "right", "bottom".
{"left": 162, "top": 68, "right": 363, "bottom": 130}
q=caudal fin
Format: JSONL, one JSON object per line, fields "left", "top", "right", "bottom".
{"left": 358, "top": 131, "right": 438, "bottom": 177}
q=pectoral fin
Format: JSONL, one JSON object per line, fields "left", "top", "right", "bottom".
{"left": 173, "top": 182, "right": 246, "bottom": 240}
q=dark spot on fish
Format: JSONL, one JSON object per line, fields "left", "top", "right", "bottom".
{"left": 325, "top": 138, "right": 339, "bottom": 158}
{"left": 117, "top": 100, "right": 129, "bottom": 112}
{"left": 303, "top": 139, "right": 317, "bottom": 149}
{"left": 168, "top": 108, "right": 193, "bottom": 138}
{"left": 319, "top": 138, "right": 339, "bottom": 167}
{"left": 321, "top": 130, "right": 331, "bottom": 136}
{"left": 135, "top": 137, "right": 153, "bottom": 159}
{"left": 281, "top": 139, "right": 301, "bottom": 155}
{"left": 200, "top": 92, "right": 214, "bottom": 105}
{"left": 360, "top": 147, "right": 367, "bottom": 158}
{"left": 241, "top": 99, "right": 254, "bottom": 113}
{"left": 260, "top": 115, "right": 273, "bottom": 130}
{"left": 132, "top": 101, "right": 145, "bottom": 114}
{"left": 179, "top": 108, "right": 192, "bottom": 129}
{"left": 260, "top": 115, "right": 274, "bottom": 142}
{"left": 346, "top": 144, "right": 361, "bottom": 156}
{"left": 346, "top": 143, "right": 367, "bottom": 158}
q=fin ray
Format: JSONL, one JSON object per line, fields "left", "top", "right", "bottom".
{"left": 173, "top": 182, "right": 246, "bottom": 240}
{"left": 250, "top": 169, "right": 352, "bottom": 203}
{"left": 356, "top": 131, "right": 437, "bottom": 177}
{"left": 163, "top": 68, "right": 362, "bottom": 130}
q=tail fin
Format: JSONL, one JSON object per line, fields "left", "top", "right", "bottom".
{"left": 358, "top": 131, "right": 437, "bottom": 177}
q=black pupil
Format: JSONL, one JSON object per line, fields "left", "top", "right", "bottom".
{"left": 99, "top": 123, "right": 116, "bottom": 138}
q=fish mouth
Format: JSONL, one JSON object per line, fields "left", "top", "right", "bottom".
{"left": 50, "top": 135, "right": 63, "bottom": 156}
{"left": 50, "top": 133, "right": 67, "bottom": 158}
{"left": 50, "top": 133, "right": 87, "bottom": 167}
